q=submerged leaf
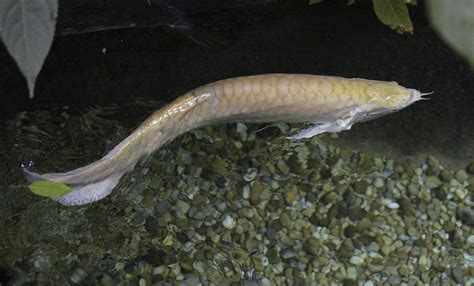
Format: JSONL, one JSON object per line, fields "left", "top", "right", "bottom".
{"left": 427, "top": 0, "right": 474, "bottom": 67}
{"left": 373, "top": 0, "right": 413, "bottom": 33}
{"left": 28, "top": 180, "right": 71, "bottom": 198}
{"left": 0, "top": 0, "right": 58, "bottom": 98}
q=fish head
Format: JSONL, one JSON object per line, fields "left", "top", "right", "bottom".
{"left": 361, "top": 81, "right": 430, "bottom": 121}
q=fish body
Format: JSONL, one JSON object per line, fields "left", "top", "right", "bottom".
{"left": 25, "top": 74, "right": 426, "bottom": 206}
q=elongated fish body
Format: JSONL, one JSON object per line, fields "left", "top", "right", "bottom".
{"left": 25, "top": 74, "right": 427, "bottom": 205}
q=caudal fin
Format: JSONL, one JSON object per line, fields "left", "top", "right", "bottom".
{"left": 24, "top": 167, "right": 127, "bottom": 206}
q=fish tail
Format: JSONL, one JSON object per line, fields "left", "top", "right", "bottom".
{"left": 24, "top": 91, "right": 211, "bottom": 206}
{"left": 24, "top": 132, "right": 147, "bottom": 206}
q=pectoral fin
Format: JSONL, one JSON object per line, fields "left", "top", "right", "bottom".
{"left": 288, "top": 110, "right": 359, "bottom": 140}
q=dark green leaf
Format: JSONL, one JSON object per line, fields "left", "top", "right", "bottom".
{"left": 373, "top": 0, "right": 413, "bottom": 33}
{"left": 28, "top": 180, "right": 71, "bottom": 198}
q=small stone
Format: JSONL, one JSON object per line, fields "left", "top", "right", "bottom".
{"left": 440, "top": 170, "right": 453, "bottom": 182}
{"left": 222, "top": 215, "right": 236, "bottom": 229}
{"left": 373, "top": 177, "right": 385, "bottom": 188}
{"left": 362, "top": 281, "right": 375, "bottom": 286}
{"left": 467, "top": 161, "right": 474, "bottom": 174}
{"left": 418, "top": 255, "right": 428, "bottom": 268}
{"left": 344, "top": 225, "right": 357, "bottom": 238}
{"left": 260, "top": 277, "right": 272, "bottom": 286}
{"left": 426, "top": 156, "right": 440, "bottom": 175}
{"left": 243, "top": 168, "right": 258, "bottom": 182}
{"left": 343, "top": 188, "right": 356, "bottom": 206}
{"left": 349, "top": 256, "right": 365, "bottom": 265}
{"left": 451, "top": 265, "right": 464, "bottom": 283}
{"left": 425, "top": 176, "right": 442, "bottom": 188}
{"left": 455, "top": 188, "right": 467, "bottom": 200}
{"left": 342, "top": 279, "right": 357, "bottom": 286}
{"left": 454, "top": 170, "right": 468, "bottom": 183}
{"left": 353, "top": 180, "right": 369, "bottom": 194}
{"left": 100, "top": 274, "right": 115, "bottom": 286}
{"left": 458, "top": 206, "right": 474, "bottom": 226}
{"left": 175, "top": 200, "right": 190, "bottom": 214}
{"left": 398, "top": 197, "right": 414, "bottom": 216}
{"left": 250, "top": 181, "right": 263, "bottom": 205}
{"left": 398, "top": 264, "right": 410, "bottom": 277}
{"left": 468, "top": 177, "right": 474, "bottom": 191}
{"left": 387, "top": 202, "right": 400, "bottom": 210}
{"left": 279, "top": 212, "right": 292, "bottom": 228}
{"left": 407, "top": 183, "right": 419, "bottom": 195}
{"left": 284, "top": 186, "right": 298, "bottom": 205}
{"left": 280, "top": 249, "right": 297, "bottom": 259}
{"left": 356, "top": 218, "right": 370, "bottom": 232}
{"left": 346, "top": 267, "right": 357, "bottom": 280}
{"left": 348, "top": 207, "right": 367, "bottom": 221}
{"left": 303, "top": 238, "right": 320, "bottom": 256}
{"left": 467, "top": 235, "right": 474, "bottom": 246}
{"left": 277, "top": 159, "right": 290, "bottom": 174}
{"left": 70, "top": 268, "right": 87, "bottom": 284}
{"left": 388, "top": 275, "right": 402, "bottom": 285}
{"left": 368, "top": 264, "right": 384, "bottom": 273}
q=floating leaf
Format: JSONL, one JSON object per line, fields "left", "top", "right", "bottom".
{"left": 0, "top": 0, "right": 58, "bottom": 98}
{"left": 373, "top": 0, "right": 413, "bottom": 33}
{"left": 28, "top": 180, "right": 71, "bottom": 198}
{"left": 427, "top": 0, "right": 474, "bottom": 67}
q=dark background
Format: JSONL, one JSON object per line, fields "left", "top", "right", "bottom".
{"left": 0, "top": 0, "right": 472, "bottom": 168}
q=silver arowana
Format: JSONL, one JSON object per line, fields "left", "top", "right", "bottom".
{"left": 25, "top": 74, "right": 429, "bottom": 205}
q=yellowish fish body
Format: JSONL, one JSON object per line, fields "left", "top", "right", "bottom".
{"left": 25, "top": 74, "right": 427, "bottom": 205}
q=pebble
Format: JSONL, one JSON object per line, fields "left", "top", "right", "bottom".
{"left": 418, "top": 255, "right": 428, "bottom": 268}
{"left": 373, "top": 177, "right": 385, "bottom": 188}
{"left": 222, "top": 215, "right": 236, "bottom": 229}
{"left": 353, "top": 180, "right": 369, "bottom": 194}
{"left": 451, "top": 265, "right": 464, "bottom": 283}
{"left": 260, "top": 277, "right": 272, "bottom": 286}
{"left": 387, "top": 202, "right": 400, "bottom": 210}
{"left": 284, "top": 187, "right": 298, "bottom": 205}
{"left": 467, "top": 161, "right": 474, "bottom": 174}
{"left": 467, "top": 235, "right": 474, "bottom": 246}
{"left": 279, "top": 212, "right": 292, "bottom": 228}
{"left": 458, "top": 206, "right": 474, "bottom": 226}
{"left": 250, "top": 181, "right": 264, "bottom": 205}
{"left": 349, "top": 256, "right": 365, "bottom": 265}
{"left": 344, "top": 225, "right": 357, "bottom": 238}
{"left": 6, "top": 121, "right": 473, "bottom": 285}
{"left": 175, "top": 200, "right": 190, "bottom": 214}
{"left": 280, "top": 249, "right": 297, "bottom": 259}
{"left": 425, "top": 176, "right": 442, "bottom": 188}
{"left": 454, "top": 169, "right": 468, "bottom": 182}
{"left": 243, "top": 168, "right": 258, "bottom": 182}
{"left": 348, "top": 207, "right": 367, "bottom": 221}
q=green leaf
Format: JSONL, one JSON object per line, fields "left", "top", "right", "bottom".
{"left": 309, "top": 0, "right": 324, "bottom": 5}
{"left": 28, "top": 180, "right": 71, "bottom": 198}
{"left": 373, "top": 0, "right": 413, "bottom": 33}
{"left": 427, "top": 0, "right": 474, "bottom": 67}
{"left": 0, "top": 0, "right": 58, "bottom": 98}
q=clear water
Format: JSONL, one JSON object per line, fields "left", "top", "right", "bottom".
{"left": 1, "top": 99, "right": 473, "bottom": 285}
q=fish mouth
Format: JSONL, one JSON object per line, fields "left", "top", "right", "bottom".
{"left": 407, "top": 88, "right": 433, "bottom": 106}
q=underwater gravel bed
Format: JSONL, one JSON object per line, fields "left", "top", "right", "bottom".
{"left": 0, "top": 108, "right": 473, "bottom": 285}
